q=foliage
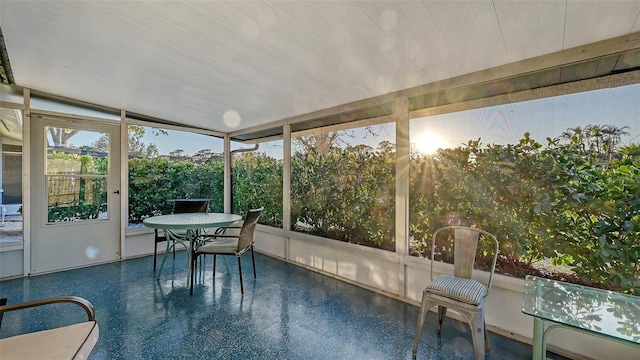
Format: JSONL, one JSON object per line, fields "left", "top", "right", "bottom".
{"left": 232, "top": 152, "right": 283, "bottom": 227}
{"left": 409, "top": 126, "right": 639, "bottom": 294}
{"left": 128, "top": 151, "right": 284, "bottom": 227}
{"left": 128, "top": 157, "right": 224, "bottom": 223}
{"left": 48, "top": 127, "right": 80, "bottom": 147}
{"left": 90, "top": 125, "right": 163, "bottom": 158}
{"left": 291, "top": 141, "right": 395, "bottom": 250}
{"left": 545, "top": 144, "right": 640, "bottom": 293}
{"left": 293, "top": 132, "right": 341, "bottom": 156}
{"left": 47, "top": 151, "right": 108, "bottom": 222}
{"left": 121, "top": 122, "right": 638, "bottom": 294}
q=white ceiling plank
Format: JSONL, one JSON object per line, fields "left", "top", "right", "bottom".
{"left": 419, "top": 0, "right": 465, "bottom": 79}
{"left": 468, "top": 0, "right": 509, "bottom": 68}
{"left": 1, "top": 0, "right": 640, "bottom": 133}
{"left": 564, "top": 0, "right": 593, "bottom": 49}
{"left": 541, "top": 0, "right": 566, "bottom": 54}
{"left": 311, "top": 4, "right": 380, "bottom": 96}
{"left": 356, "top": 1, "right": 429, "bottom": 92}
{"left": 493, "top": 0, "right": 526, "bottom": 62}
{"left": 590, "top": 1, "right": 640, "bottom": 41}
{"left": 585, "top": 1, "right": 623, "bottom": 43}
{"left": 439, "top": 1, "right": 484, "bottom": 73}
{"left": 517, "top": 1, "right": 544, "bottom": 59}
{"left": 398, "top": 1, "right": 458, "bottom": 82}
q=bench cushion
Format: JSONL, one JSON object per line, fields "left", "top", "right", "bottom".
{"left": 0, "top": 321, "right": 98, "bottom": 360}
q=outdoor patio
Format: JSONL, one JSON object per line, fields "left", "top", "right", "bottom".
{"left": 0, "top": 215, "right": 22, "bottom": 244}
{"left": 0, "top": 251, "right": 566, "bottom": 359}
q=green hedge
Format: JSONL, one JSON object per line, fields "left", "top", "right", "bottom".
{"left": 128, "top": 157, "right": 224, "bottom": 222}
{"left": 129, "top": 154, "right": 283, "bottom": 227}
{"left": 124, "top": 132, "right": 639, "bottom": 294}
{"left": 409, "top": 133, "right": 639, "bottom": 294}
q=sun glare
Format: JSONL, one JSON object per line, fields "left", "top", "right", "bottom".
{"left": 413, "top": 132, "right": 446, "bottom": 154}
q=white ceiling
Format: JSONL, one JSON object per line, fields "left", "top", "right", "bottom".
{"left": 2, "top": 1, "right": 640, "bottom": 134}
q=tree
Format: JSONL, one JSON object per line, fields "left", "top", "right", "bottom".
{"left": 294, "top": 132, "right": 341, "bottom": 156}
{"left": 559, "top": 124, "right": 630, "bottom": 161}
{"left": 168, "top": 149, "right": 188, "bottom": 162}
{"left": 293, "top": 124, "right": 390, "bottom": 156}
{"left": 600, "top": 125, "right": 630, "bottom": 160}
{"left": 48, "top": 128, "right": 80, "bottom": 147}
{"left": 620, "top": 143, "right": 640, "bottom": 161}
{"left": 89, "top": 125, "right": 163, "bottom": 158}
{"left": 561, "top": 126, "right": 587, "bottom": 152}
{"left": 191, "top": 149, "right": 219, "bottom": 164}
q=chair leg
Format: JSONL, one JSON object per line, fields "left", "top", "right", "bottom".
{"left": 251, "top": 246, "right": 256, "bottom": 279}
{"left": 153, "top": 230, "right": 159, "bottom": 271}
{"left": 190, "top": 253, "right": 197, "bottom": 296}
{"left": 0, "top": 297, "right": 7, "bottom": 328}
{"left": 484, "top": 312, "right": 491, "bottom": 353}
{"left": 153, "top": 240, "right": 158, "bottom": 271}
{"left": 238, "top": 256, "right": 244, "bottom": 294}
{"left": 468, "top": 311, "right": 486, "bottom": 360}
{"left": 412, "top": 293, "right": 431, "bottom": 358}
{"left": 437, "top": 306, "right": 448, "bottom": 333}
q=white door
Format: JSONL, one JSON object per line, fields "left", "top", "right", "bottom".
{"left": 30, "top": 114, "right": 121, "bottom": 274}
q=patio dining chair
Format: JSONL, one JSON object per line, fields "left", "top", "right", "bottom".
{"left": 153, "top": 199, "right": 209, "bottom": 271}
{"left": 0, "top": 296, "right": 99, "bottom": 359}
{"left": 412, "top": 226, "right": 499, "bottom": 360}
{"left": 190, "top": 207, "right": 263, "bottom": 295}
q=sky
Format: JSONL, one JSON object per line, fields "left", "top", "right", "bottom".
{"left": 410, "top": 83, "right": 640, "bottom": 154}
{"left": 65, "top": 82, "right": 640, "bottom": 158}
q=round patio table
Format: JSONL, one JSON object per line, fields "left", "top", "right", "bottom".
{"left": 143, "top": 212, "right": 242, "bottom": 282}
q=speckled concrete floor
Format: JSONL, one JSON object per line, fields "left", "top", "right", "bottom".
{"left": 0, "top": 251, "right": 559, "bottom": 359}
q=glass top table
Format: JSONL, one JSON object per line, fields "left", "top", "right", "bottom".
{"left": 522, "top": 275, "right": 640, "bottom": 359}
{"left": 143, "top": 212, "right": 242, "bottom": 281}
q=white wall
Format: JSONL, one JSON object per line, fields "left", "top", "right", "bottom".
{"left": 0, "top": 243, "right": 23, "bottom": 278}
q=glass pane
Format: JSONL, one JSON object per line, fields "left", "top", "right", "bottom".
{"left": 0, "top": 105, "right": 23, "bottom": 244}
{"left": 127, "top": 125, "right": 224, "bottom": 228}
{"left": 45, "top": 127, "right": 110, "bottom": 223}
{"left": 291, "top": 122, "right": 396, "bottom": 250}
{"left": 409, "top": 83, "right": 640, "bottom": 294}
{"left": 47, "top": 175, "right": 108, "bottom": 222}
{"left": 232, "top": 139, "right": 283, "bottom": 228}
{"left": 3, "top": 150, "right": 22, "bottom": 204}
{"left": 46, "top": 127, "right": 109, "bottom": 175}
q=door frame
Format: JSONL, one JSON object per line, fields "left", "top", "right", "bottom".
{"left": 29, "top": 108, "right": 123, "bottom": 274}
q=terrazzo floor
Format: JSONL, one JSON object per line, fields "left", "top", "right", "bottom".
{"left": 0, "top": 251, "right": 564, "bottom": 359}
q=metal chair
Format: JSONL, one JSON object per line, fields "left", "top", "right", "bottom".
{"left": 190, "top": 207, "right": 263, "bottom": 295}
{"left": 412, "top": 226, "right": 499, "bottom": 360}
{"left": 153, "top": 199, "right": 209, "bottom": 271}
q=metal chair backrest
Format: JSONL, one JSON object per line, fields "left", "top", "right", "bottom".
{"left": 173, "top": 200, "right": 209, "bottom": 214}
{"left": 236, "top": 207, "right": 264, "bottom": 251}
{"left": 430, "top": 226, "right": 499, "bottom": 294}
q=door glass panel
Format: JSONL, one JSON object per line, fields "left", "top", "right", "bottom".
{"left": 0, "top": 106, "right": 23, "bottom": 244}
{"left": 45, "top": 127, "right": 109, "bottom": 223}
{"left": 3, "top": 150, "right": 22, "bottom": 204}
